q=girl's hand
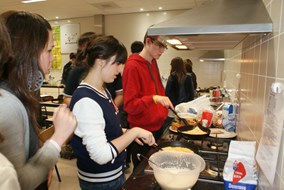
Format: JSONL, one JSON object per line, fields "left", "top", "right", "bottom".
{"left": 133, "top": 127, "right": 156, "bottom": 146}
{"left": 47, "top": 168, "right": 53, "bottom": 187}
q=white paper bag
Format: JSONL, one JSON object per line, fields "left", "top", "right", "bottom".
{"left": 223, "top": 141, "right": 258, "bottom": 190}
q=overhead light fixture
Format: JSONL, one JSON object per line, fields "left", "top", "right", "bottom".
{"left": 166, "top": 39, "right": 182, "bottom": 45}
{"left": 21, "top": 0, "right": 46, "bottom": 3}
{"left": 164, "top": 39, "right": 189, "bottom": 50}
{"left": 199, "top": 58, "right": 225, "bottom": 62}
{"left": 175, "top": 45, "right": 188, "bottom": 50}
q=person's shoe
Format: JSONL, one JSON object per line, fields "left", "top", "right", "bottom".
{"left": 124, "top": 163, "right": 130, "bottom": 169}
{"left": 124, "top": 163, "right": 132, "bottom": 174}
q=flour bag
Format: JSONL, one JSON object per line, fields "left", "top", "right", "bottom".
{"left": 223, "top": 141, "right": 258, "bottom": 190}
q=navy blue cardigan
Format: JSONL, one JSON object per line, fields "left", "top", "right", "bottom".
{"left": 70, "top": 84, "right": 125, "bottom": 182}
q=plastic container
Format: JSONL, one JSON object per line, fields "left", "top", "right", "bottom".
{"left": 222, "top": 103, "right": 238, "bottom": 132}
{"left": 201, "top": 110, "right": 213, "bottom": 127}
{"left": 149, "top": 151, "right": 205, "bottom": 190}
{"left": 177, "top": 112, "right": 197, "bottom": 120}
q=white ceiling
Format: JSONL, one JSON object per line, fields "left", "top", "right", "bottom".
{"left": 0, "top": 0, "right": 208, "bottom": 21}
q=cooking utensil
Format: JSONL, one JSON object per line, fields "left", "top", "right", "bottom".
{"left": 216, "top": 102, "right": 224, "bottom": 111}
{"left": 152, "top": 144, "right": 163, "bottom": 151}
{"left": 177, "top": 124, "right": 210, "bottom": 140}
{"left": 210, "top": 129, "right": 224, "bottom": 134}
{"left": 169, "top": 107, "right": 194, "bottom": 130}
{"left": 137, "top": 154, "right": 161, "bottom": 168}
{"left": 209, "top": 128, "right": 237, "bottom": 139}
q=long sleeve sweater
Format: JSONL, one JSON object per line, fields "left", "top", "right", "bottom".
{"left": 0, "top": 86, "right": 59, "bottom": 190}
{"left": 122, "top": 54, "right": 168, "bottom": 132}
{"left": 70, "top": 83, "right": 125, "bottom": 183}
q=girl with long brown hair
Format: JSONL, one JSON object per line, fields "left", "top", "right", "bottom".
{"left": 0, "top": 11, "right": 77, "bottom": 190}
{"left": 165, "top": 56, "right": 195, "bottom": 107}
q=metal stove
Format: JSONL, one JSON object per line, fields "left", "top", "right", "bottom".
{"left": 139, "top": 129, "right": 235, "bottom": 190}
{"left": 176, "top": 134, "right": 233, "bottom": 186}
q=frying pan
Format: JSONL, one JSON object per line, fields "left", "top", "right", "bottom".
{"left": 177, "top": 124, "right": 210, "bottom": 140}
{"left": 169, "top": 107, "right": 194, "bottom": 130}
{"left": 157, "top": 141, "right": 199, "bottom": 154}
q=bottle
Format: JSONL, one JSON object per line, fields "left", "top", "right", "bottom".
{"left": 222, "top": 103, "right": 236, "bottom": 132}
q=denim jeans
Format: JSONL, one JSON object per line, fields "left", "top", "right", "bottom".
{"left": 79, "top": 174, "right": 125, "bottom": 190}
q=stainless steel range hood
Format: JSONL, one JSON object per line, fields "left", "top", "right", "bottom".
{"left": 147, "top": 0, "right": 272, "bottom": 50}
{"left": 199, "top": 50, "right": 224, "bottom": 62}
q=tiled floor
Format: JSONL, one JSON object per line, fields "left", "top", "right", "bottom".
{"left": 49, "top": 158, "right": 133, "bottom": 190}
{"left": 49, "top": 159, "right": 79, "bottom": 190}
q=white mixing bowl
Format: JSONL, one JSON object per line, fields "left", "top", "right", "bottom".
{"left": 149, "top": 151, "right": 205, "bottom": 190}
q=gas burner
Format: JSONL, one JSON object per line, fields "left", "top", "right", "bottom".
{"left": 208, "top": 142, "right": 223, "bottom": 149}
{"left": 207, "top": 141, "right": 229, "bottom": 152}
{"left": 210, "top": 162, "right": 224, "bottom": 173}
{"left": 204, "top": 163, "right": 223, "bottom": 178}
{"left": 206, "top": 167, "right": 223, "bottom": 178}
{"left": 160, "top": 128, "right": 232, "bottom": 185}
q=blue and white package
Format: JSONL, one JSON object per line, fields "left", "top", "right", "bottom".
{"left": 223, "top": 141, "right": 258, "bottom": 190}
{"left": 222, "top": 103, "right": 238, "bottom": 132}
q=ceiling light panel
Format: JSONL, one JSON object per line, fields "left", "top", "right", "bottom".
{"left": 21, "top": 0, "right": 47, "bottom": 3}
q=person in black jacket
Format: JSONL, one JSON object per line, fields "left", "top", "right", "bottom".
{"left": 165, "top": 57, "right": 195, "bottom": 107}
{"left": 60, "top": 52, "right": 76, "bottom": 86}
{"left": 184, "top": 58, "right": 198, "bottom": 90}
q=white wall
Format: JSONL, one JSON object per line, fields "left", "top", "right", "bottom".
{"left": 48, "top": 10, "right": 224, "bottom": 89}
{"left": 104, "top": 10, "right": 223, "bottom": 88}
{"left": 221, "top": 0, "right": 284, "bottom": 188}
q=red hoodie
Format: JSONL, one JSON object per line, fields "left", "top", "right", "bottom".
{"left": 122, "top": 54, "right": 168, "bottom": 132}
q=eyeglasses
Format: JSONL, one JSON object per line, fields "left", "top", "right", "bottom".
{"left": 150, "top": 38, "right": 167, "bottom": 49}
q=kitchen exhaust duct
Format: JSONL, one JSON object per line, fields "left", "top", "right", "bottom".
{"left": 147, "top": 0, "right": 272, "bottom": 50}
{"left": 199, "top": 50, "right": 224, "bottom": 62}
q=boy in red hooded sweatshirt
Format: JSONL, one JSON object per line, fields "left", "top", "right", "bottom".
{"left": 123, "top": 31, "right": 174, "bottom": 170}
